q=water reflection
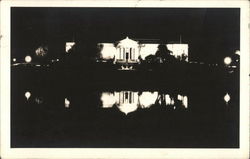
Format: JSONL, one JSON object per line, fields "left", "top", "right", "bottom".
{"left": 13, "top": 85, "right": 238, "bottom": 148}
{"left": 101, "top": 92, "right": 117, "bottom": 108}
{"left": 21, "top": 89, "right": 232, "bottom": 113}
{"left": 101, "top": 91, "right": 188, "bottom": 115}
{"left": 24, "top": 91, "right": 31, "bottom": 100}
{"left": 224, "top": 93, "right": 230, "bottom": 104}
{"left": 35, "top": 97, "right": 43, "bottom": 104}
{"left": 65, "top": 98, "right": 70, "bottom": 108}
{"left": 117, "top": 91, "right": 139, "bottom": 115}
{"left": 139, "top": 92, "right": 158, "bottom": 108}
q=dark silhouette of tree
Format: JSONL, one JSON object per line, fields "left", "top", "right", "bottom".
{"left": 155, "top": 44, "right": 175, "bottom": 63}
{"left": 138, "top": 55, "right": 143, "bottom": 62}
{"left": 144, "top": 44, "right": 177, "bottom": 65}
{"left": 67, "top": 44, "right": 76, "bottom": 54}
{"left": 155, "top": 92, "right": 167, "bottom": 106}
{"left": 181, "top": 53, "right": 188, "bottom": 62}
{"left": 34, "top": 45, "right": 49, "bottom": 64}
{"left": 96, "top": 44, "right": 104, "bottom": 59}
{"left": 231, "top": 52, "right": 240, "bottom": 66}
{"left": 145, "top": 54, "right": 156, "bottom": 63}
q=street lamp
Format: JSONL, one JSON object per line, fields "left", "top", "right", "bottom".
{"left": 224, "top": 57, "right": 232, "bottom": 65}
{"left": 25, "top": 56, "right": 32, "bottom": 63}
{"left": 235, "top": 50, "right": 240, "bottom": 55}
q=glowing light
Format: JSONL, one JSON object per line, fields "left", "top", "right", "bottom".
{"left": 65, "top": 98, "right": 70, "bottom": 108}
{"left": 224, "top": 93, "right": 230, "bottom": 103}
{"left": 224, "top": 57, "right": 232, "bottom": 65}
{"left": 13, "top": 58, "right": 16, "bottom": 62}
{"left": 25, "top": 56, "right": 32, "bottom": 63}
{"left": 235, "top": 50, "right": 240, "bottom": 55}
{"left": 25, "top": 91, "right": 31, "bottom": 100}
{"left": 56, "top": 59, "right": 59, "bottom": 62}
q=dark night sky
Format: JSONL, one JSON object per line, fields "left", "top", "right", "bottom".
{"left": 11, "top": 7, "right": 240, "bottom": 62}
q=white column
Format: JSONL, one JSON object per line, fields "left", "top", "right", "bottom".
{"left": 134, "top": 48, "right": 137, "bottom": 60}
{"left": 120, "top": 47, "right": 122, "bottom": 59}
{"left": 133, "top": 48, "right": 135, "bottom": 60}
{"left": 122, "top": 48, "right": 123, "bottom": 60}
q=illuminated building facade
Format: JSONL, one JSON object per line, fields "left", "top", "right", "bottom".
{"left": 101, "top": 91, "right": 188, "bottom": 115}
{"left": 98, "top": 37, "right": 189, "bottom": 65}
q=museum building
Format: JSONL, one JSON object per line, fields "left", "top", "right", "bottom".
{"left": 97, "top": 37, "right": 189, "bottom": 65}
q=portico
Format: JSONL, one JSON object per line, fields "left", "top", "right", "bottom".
{"left": 115, "top": 37, "right": 140, "bottom": 65}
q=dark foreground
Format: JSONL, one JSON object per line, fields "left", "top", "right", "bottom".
{"left": 11, "top": 64, "right": 239, "bottom": 148}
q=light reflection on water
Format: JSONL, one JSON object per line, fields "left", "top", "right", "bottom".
{"left": 224, "top": 93, "right": 231, "bottom": 104}
{"left": 101, "top": 91, "right": 188, "bottom": 115}
{"left": 15, "top": 88, "right": 238, "bottom": 147}
{"left": 23, "top": 90, "right": 232, "bottom": 114}
{"left": 35, "top": 97, "right": 43, "bottom": 104}
{"left": 25, "top": 91, "right": 31, "bottom": 100}
{"left": 65, "top": 98, "right": 70, "bottom": 108}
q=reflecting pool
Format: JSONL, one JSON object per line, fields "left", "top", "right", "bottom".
{"left": 11, "top": 68, "right": 239, "bottom": 148}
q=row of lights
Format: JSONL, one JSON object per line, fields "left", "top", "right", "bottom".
{"left": 13, "top": 56, "right": 61, "bottom": 63}
{"left": 189, "top": 57, "right": 232, "bottom": 65}
{"left": 24, "top": 91, "right": 230, "bottom": 113}
{"left": 13, "top": 56, "right": 32, "bottom": 63}
{"left": 189, "top": 56, "right": 233, "bottom": 66}
{"left": 25, "top": 91, "right": 71, "bottom": 108}
{"left": 14, "top": 54, "right": 237, "bottom": 65}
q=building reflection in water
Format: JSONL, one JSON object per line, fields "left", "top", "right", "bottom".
{"left": 100, "top": 92, "right": 117, "bottom": 108}
{"left": 117, "top": 91, "right": 139, "bottom": 115}
{"left": 65, "top": 98, "right": 70, "bottom": 108}
{"left": 139, "top": 92, "right": 158, "bottom": 108}
{"left": 178, "top": 95, "right": 188, "bottom": 108}
{"left": 100, "top": 91, "right": 188, "bottom": 115}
